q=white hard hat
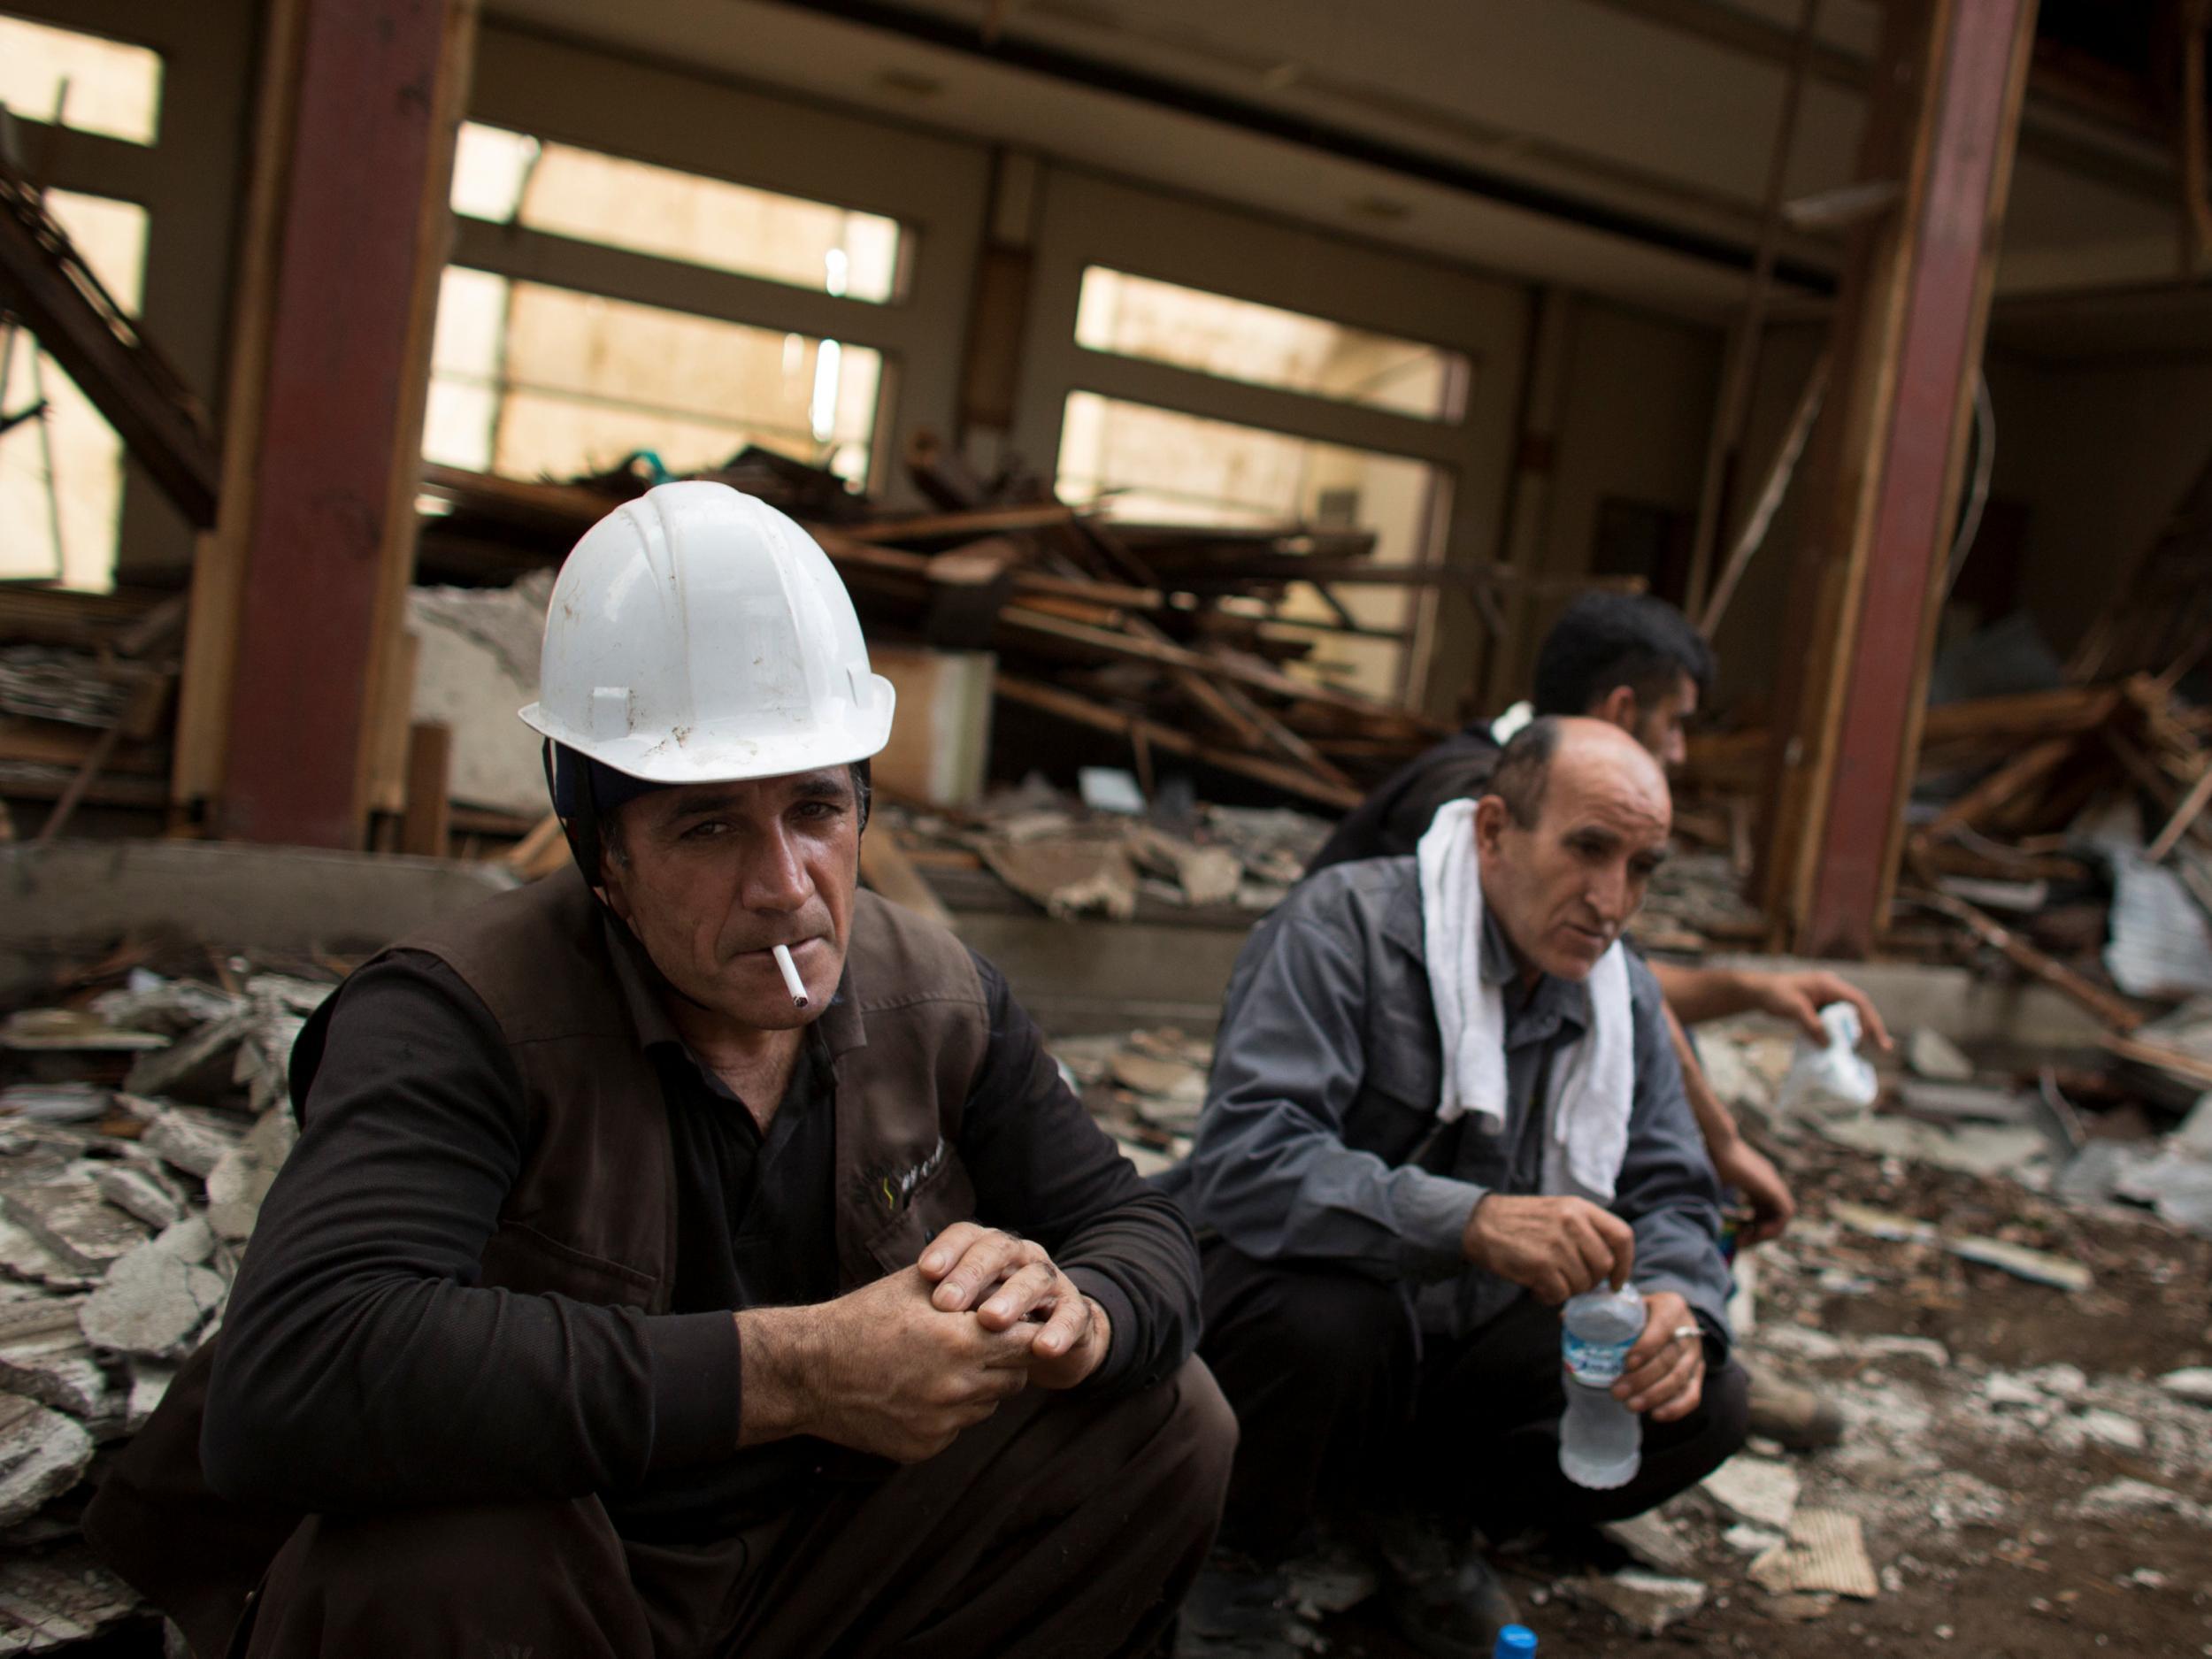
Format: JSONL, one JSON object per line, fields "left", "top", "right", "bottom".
{"left": 519, "top": 480, "right": 895, "bottom": 783}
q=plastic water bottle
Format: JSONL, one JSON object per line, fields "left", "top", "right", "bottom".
{"left": 1560, "top": 1283, "right": 1644, "bottom": 1490}
{"left": 1493, "top": 1626, "right": 1539, "bottom": 1657}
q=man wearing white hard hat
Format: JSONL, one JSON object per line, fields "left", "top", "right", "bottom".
{"left": 86, "top": 483, "right": 1233, "bottom": 1658}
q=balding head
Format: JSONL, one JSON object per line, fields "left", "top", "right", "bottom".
{"left": 1475, "top": 717, "right": 1671, "bottom": 983}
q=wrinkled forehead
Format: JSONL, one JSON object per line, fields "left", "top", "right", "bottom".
{"left": 645, "top": 767, "right": 856, "bottom": 821}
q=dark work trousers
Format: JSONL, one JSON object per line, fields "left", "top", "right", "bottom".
{"left": 1197, "top": 1242, "right": 1748, "bottom": 1560}
{"left": 237, "top": 1357, "right": 1235, "bottom": 1659}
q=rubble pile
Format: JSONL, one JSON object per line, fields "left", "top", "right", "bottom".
{"left": 874, "top": 781, "right": 1334, "bottom": 923}
{"left": 0, "top": 965, "right": 327, "bottom": 1652}
{"left": 419, "top": 434, "right": 1457, "bottom": 835}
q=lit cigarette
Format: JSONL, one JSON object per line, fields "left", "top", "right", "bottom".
{"left": 772, "top": 943, "right": 808, "bottom": 1009}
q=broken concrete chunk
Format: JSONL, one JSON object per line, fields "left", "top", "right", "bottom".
{"left": 93, "top": 1165, "right": 182, "bottom": 1233}
{"left": 138, "top": 1109, "right": 242, "bottom": 1180}
{"left": 244, "top": 1105, "right": 298, "bottom": 1172}
{"left": 2157, "top": 1367, "right": 2212, "bottom": 1405}
{"left": 1906, "top": 1028, "right": 1975, "bottom": 1082}
{"left": 0, "top": 1396, "right": 93, "bottom": 1528}
{"left": 150, "top": 1215, "right": 214, "bottom": 1267}
{"left": 1601, "top": 1510, "right": 1698, "bottom": 1575}
{"left": 1983, "top": 1372, "right": 2047, "bottom": 1411}
{"left": 0, "top": 1087, "right": 110, "bottom": 1125}
{"left": 1572, "top": 1569, "right": 1707, "bottom": 1635}
{"left": 2071, "top": 1479, "right": 2212, "bottom": 1525}
{"left": 125, "top": 1361, "right": 174, "bottom": 1432}
{"left": 979, "top": 836, "right": 1140, "bottom": 922}
{"left": 1897, "top": 1080, "right": 2029, "bottom": 1125}
{"left": 1945, "top": 1235, "right": 2091, "bottom": 1293}
{"left": 78, "top": 1240, "right": 226, "bottom": 1361}
{"left": 1701, "top": 1453, "right": 1801, "bottom": 1532}
{"left": 0, "top": 1175, "right": 151, "bottom": 1276}
{"left": 0, "top": 1302, "right": 121, "bottom": 1423}
{"left": 122, "top": 1010, "right": 251, "bottom": 1104}
{"left": 0, "top": 1222, "right": 94, "bottom": 1294}
{"left": 2075, "top": 1409, "right": 2146, "bottom": 1452}
{"left": 1724, "top": 1523, "right": 1786, "bottom": 1555}
{"left": 0, "top": 1010, "right": 168, "bottom": 1054}
{"left": 0, "top": 1541, "right": 141, "bottom": 1651}
{"left": 204, "top": 1148, "right": 276, "bottom": 1242}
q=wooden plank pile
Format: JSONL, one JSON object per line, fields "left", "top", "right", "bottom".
{"left": 419, "top": 434, "right": 1466, "bottom": 816}
{"left": 0, "top": 590, "right": 182, "bottom": 840}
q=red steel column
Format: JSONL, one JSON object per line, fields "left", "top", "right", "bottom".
{"left": 218, "top": 0, "right": 474, "bottom": 846}
{"left": 1795, "top": 0, "right": 2039, "bottom": 957}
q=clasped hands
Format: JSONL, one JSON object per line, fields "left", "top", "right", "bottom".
{"left": 737, "top": 1223, "right": 1110, "bottom": 1463}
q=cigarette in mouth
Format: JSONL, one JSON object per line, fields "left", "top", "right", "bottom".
{"left": 772, "top": 943, "right": 808, "bottom": 1009}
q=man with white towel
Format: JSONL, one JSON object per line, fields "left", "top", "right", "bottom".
{"left": 1170, "top": 717, "right": 1745, "bottom": 1657}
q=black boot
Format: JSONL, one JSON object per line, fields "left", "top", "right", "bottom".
{"left": 1357, "top": 1511, "right": 1519, "bottom": 1659}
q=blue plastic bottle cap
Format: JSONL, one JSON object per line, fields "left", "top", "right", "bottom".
{"left": 1494, "top": 1626, "right": 1539, "bottom": 1657}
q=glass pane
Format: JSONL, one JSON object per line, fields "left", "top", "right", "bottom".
{"left": 0, "top": 192, "right": 149, "bottom": 589}
{"left": 1075, "top": 267, "right": 1465, "bottom": 421}
{"left": 0, "top": 15, "right": 162, "bottom": 146}
{"left": 1056, "top": 391, "right": 1447, "bottom": 700}
{"left": 451, "top": 122, "right": 902, "bottom": 303}
{"left": 423, "top": 271, "right": 881, "bottom": 488}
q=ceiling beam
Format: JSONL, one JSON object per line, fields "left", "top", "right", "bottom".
{"left": 1582, "top": 0, "right": 2176, "bottom": 205}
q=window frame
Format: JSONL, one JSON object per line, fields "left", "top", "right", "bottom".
{"left": 1010, "top": 170, "right": 1527, "bottom": 710}
{"left": 459, "top": 27, "right": 990, "bottom": 503}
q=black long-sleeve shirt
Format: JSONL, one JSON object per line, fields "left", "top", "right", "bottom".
{"left": 202, "top": 936, "right": 1199, "bottom": 1540}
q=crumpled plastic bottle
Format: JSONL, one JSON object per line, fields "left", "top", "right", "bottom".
{"left": 1776, "top": 1001, "right": 1879, "bottom": 1118}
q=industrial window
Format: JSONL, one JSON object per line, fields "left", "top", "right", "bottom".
{"left": 1075, "top": 267, "right": 1467, "bottom": 421}
{"left": 1056, "top": 391, "right": 1449, "bottom": 700}
{"left": 424, "top": 269, "right": 882, "bottom": 486}
{"left": 0, "top": 13, "right": 163, "bottom": 146}
{"left": 0, "top": 189, "right": 148, "bottom": 588}
{"left": 450, "top": 122, "right": 904, "bottom": 303}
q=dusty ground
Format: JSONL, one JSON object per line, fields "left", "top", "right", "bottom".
{"left": 1312, "top": 1133, "right": 2212, "bottom": 1658}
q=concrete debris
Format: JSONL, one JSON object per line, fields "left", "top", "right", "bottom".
{"left": 1816, "top": 1114, "right": 2051, "bottom": 1180}
{"left": 93, "top": 1164, "right": 183, "bottom": 1232}
{"left": 1600, "top": 1510, "right": 1699, "bottom": 1575}
{"left": 0, "top": 1302, "right": 118, "bottom": 1425}
{"left": 1701, "top": 1454, "right": 1801, "bottom": 1532}
{"left": 2074, "top": 1409, "right": 2147, "bottom": 1452}
{"left": 2111, "top": 1143, "right": 2212, "bottom": 1239}
{"left": 1107, "top": 1051, "right": 1208, "bottom": 1104}
{"left": 1828, "top": 1201, "right": 1939, "bottom": 1244}
{"left": 1571, "top": 1569, "right": 1708, "bottom": 1635}
{"left": 1896, "top": 1080, "right": 2029, "bottom": 1125}
{"left": 0, "top": 1543, "right": 141, "bottom": 1653}
{"left": 1747, "top": 1509, "right": 1879, "bottom": 1600}
{"left": 1905, "top": 1029, "right": 1975, "bottom": 1082}
{"left": 2070, "top": 1479, "right": 2212, "bottom": 1526}
{"left": 1127, "top": 828, "right": 1245, "bottom": 909}
{"left": 1983, "top": 1372, "right": 2047, "bottom": 1411}
{"left": 0, "top": 1086, "right": 108, "bottom": 1125}
{"left": 88, "top": 974, "right": 242, "bottom": 1034}
{"left": 0, "top": 1173, "right": 150, "bottom": 1275}
{"left": 2157, "top": 1367, "right": 2212, "bottom": 1405}
{"left": 1944, "top": 1234, "right": 2091, "bottom": 1293}
{"left": 124, "top": 1361, "right": 173, "bottom": 1433}
{"left": 137, "top": 1108, "right": 241, "bottom": 1180}
{"left": 0, "top": 1010, "right": 168, "bottom": 1053}
{"left": 78, "top": 1236, "right": 226, "bottom": 1361}
{"left": 121, "top": 1010, "right": 252, "bottom": 1104}
{"left": 204, "top": 1148, "right": 275, "bottom": 1242}
{"left": 0, "top": 1222, "right": 92, "bottom": 1294}
{"left": 0, "top": 1397, "right": 92, "bottom": 1528}
{"left": 1723, "top": 1524, "right": 1785, "bottom": 1555}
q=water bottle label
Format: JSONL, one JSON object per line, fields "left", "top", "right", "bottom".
{"left": 1563, "top": 1331, "right": 1634, "bottom": 1385}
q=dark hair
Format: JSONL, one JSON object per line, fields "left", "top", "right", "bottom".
{"left": 1531, "top": 593, "right": 1714, "bottom": 718}
{"left": 1487, "top": 716, "right": 1561, "bottom": 829}
{"left": 548, "top": 745, "right": 872, "bottom": 881}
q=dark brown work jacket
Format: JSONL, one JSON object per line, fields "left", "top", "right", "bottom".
{"left": 84, "top": 868, "right": 1184, "bottom": 1655}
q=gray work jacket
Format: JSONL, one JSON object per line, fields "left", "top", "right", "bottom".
{"left": 1166, "top": 856, "right": 1732, "bottom": 1345}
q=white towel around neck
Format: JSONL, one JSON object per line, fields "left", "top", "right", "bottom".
{"left": 1417, "top": 798, "right": 1637, "bottom": 1202}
